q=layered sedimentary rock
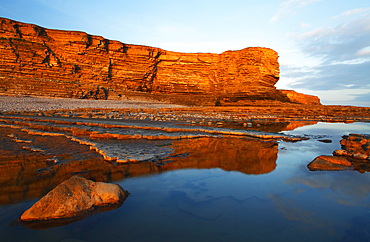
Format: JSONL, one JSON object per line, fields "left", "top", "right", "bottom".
{"left": 0, "top": 17, "right": 289, "bottom": 104}
{"left": 280, "top": 90, "right": 321, "bottom": 105}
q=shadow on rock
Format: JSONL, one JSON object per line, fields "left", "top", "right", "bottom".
{"left": 19, "top": 202, "right": 124, "bottom": 230}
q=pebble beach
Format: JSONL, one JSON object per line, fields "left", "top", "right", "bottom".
{"left": 0, "top": 95, "right": 184, "bottom": 112}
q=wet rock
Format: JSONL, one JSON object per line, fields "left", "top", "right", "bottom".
{"left": 310, "top": 134, "right": 370, "bottom": 173}
{"left": 20, "top": 176, "right": 129, "bottom": 224}
{"left": 308, "top": 155, "right": 352, "bottom": 171}
{"left": 353, "top": 153, "right": 368, "bottom": 160}
{"left": 338, "top": 133, "right": 370, "bottom": 158}
{"left": 318, "top": 139, "right": 332, "bottom": 143}
{"left": 333, "top": 149, "right": 349, "bottom": 156}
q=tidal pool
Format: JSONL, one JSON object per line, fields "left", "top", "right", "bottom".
{"left": 1, "top": 122, "right": 370, "bottom": 242}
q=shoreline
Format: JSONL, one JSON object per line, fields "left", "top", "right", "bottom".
{"left": 1, "top": 95, "right": 370, "bottom": 125}
{"left": 0, "top": 95, "right": 185, "bottom": 112}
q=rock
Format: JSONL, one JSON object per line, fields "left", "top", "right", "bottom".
{"left": 0, "top": 17, "right": 290, "bottom": 105}
{"left": 20, "top": 176, "right": 129, "bottom": 228}
{"left": 333, "top": 149, "right": 349, "bottom": 156}
{"left": 279, "top": 90, "right": 321, "bottom": 105}
{"left": 308, "top": 155, "right": 352, "bottom": 171}
{"left": 339, "top": 134, "right": 370, "bottom": 157}
{"left": 311, "top": 134, "right": 370, "bottom": 173}
{"left": 352, "top": 153, "right": 368, "bottom": 160}
{"left": 349, "top": 133, "right": 364, "bottom": 138}
{"left": 318, "top": 139, "right": 332, "bottom": 143}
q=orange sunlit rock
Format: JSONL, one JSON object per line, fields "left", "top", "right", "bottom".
{"left": 20, "top": 176, "right": 129, "bottom": 229}
{"left": 308, "top": 155, "right": 352, "bottom": 171}
{"left": 280, "top": 90, "right": 321, "bottom": 105}
{"left": 0, "top": 17, "right": 289, "bottom": 105}
{"left": 309, "top": 134, "right": 370, "bottom": 172}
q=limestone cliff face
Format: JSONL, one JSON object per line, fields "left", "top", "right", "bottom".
{"left": 280, "top": 90, "right": 321, "bottom": 105}
{"left": 0, "top": 17, "right": 287, "bottom": 103}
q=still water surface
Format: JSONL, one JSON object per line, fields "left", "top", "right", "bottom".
{"left": 1, "top": 122, "right": 370, "bottom": 242}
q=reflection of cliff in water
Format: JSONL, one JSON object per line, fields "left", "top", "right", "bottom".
{"left": 182, "top": 120, "right": 318, "bottom": 133}
{"left": 0, "top": 126, "right": 278, "bottom": 205}
{"left": 159, "top": 137, "right": 278, "bottom": 175}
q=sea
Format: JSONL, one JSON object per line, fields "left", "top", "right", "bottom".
{"left": 0, "top": 117, "right": 369, "bottom": 242}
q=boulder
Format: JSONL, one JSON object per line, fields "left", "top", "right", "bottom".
{"left": 308, "top": 155, "right": 352, "bottom": 171}
{"left": 20, "top": 176, "right": 129, "bottom": 228}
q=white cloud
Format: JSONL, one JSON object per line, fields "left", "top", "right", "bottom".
{"left": 333, "top": 7, "right": 370, "bottom": 19}
{"left": 269, "top": 0, "right": 323, "bottom": 23}
{"left": 357, "top": 46, "right": 370, "bottom": 57}
{"left": 303, "top": 89, "right": 370, "bottom": 103}
{"left": 299, "top": 23, "right": 312, "bottom": 29}
{"left": 282, "top": 60, "right": 370, "bottom": 91}
{"left": 342, "top": 8, "right": 370, "bottom": 16}
{"left": 291, "top": 8, "right": 370, "bottom": 63}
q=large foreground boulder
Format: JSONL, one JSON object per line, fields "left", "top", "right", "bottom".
{"left": 20, "top": 176, "right": 129, "bottom": 229}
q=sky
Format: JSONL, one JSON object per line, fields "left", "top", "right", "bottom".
{"left": 1, "top": 0, "right": 370, "bottom": 106}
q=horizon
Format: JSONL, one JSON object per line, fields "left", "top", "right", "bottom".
{"left": 1, "top": 0, "right": 369, "bottom": 107}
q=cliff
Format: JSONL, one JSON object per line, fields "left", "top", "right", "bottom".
{"left": 0, "top": 17, "right": 294, "bottom": 105}
{"left": 280, "top": 90, "right": 321, "bottom": 105}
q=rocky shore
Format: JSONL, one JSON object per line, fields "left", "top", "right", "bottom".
{"left": 308, "top": 133, "right": 370, "bottom": 172}
{"left": 1, "top": 95, "right": 369, "bottom": 126}
{"left": 1, "top": 95, "right": 369, "bottom": 230}
{"left": 0, "top": 95, "right": 184, "bottom": 112}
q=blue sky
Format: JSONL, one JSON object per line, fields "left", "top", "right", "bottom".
{"left": 1, "top": 0, "right": 369, "bottom": 106}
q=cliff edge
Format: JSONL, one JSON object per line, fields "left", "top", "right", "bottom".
{"left": 0, "top": 17, "right": 312, "bottom": 105}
